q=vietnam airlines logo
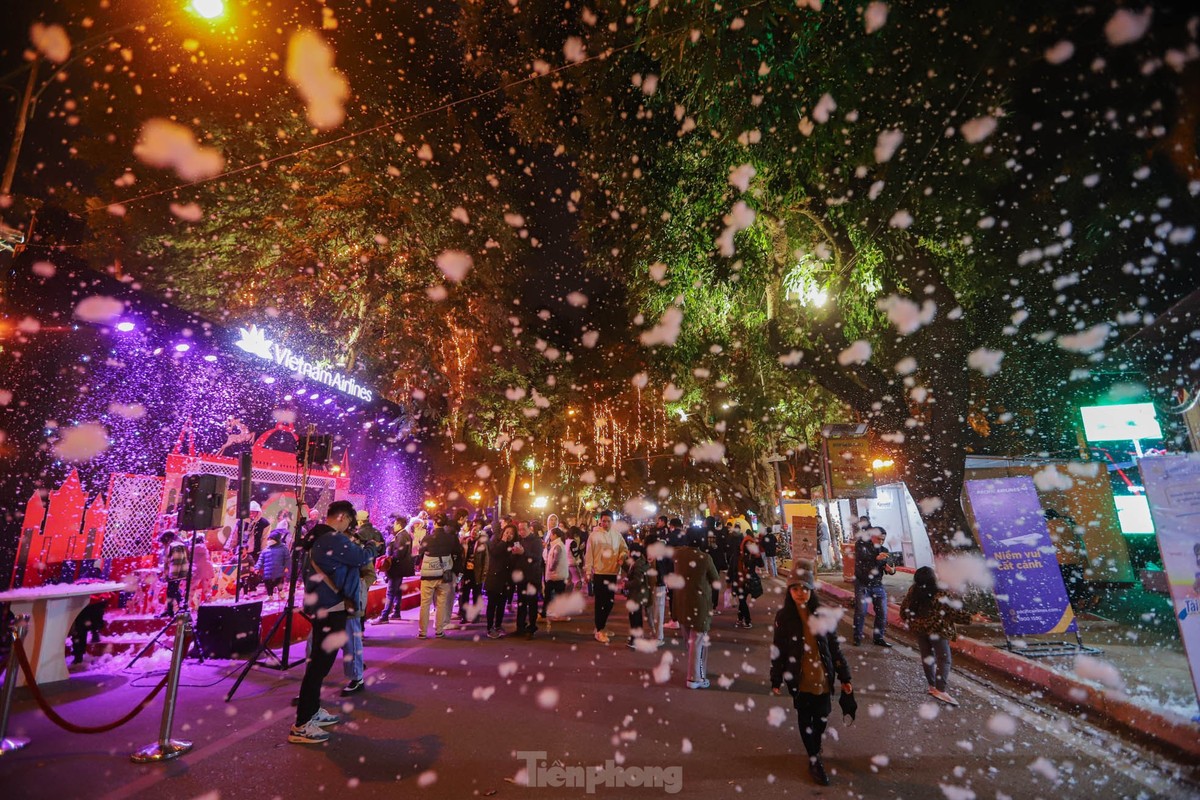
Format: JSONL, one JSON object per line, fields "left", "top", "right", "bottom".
{"left": 234, "top": 324, "right": 274, "bottom": 361}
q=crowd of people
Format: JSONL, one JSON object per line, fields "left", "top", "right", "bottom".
{"left": 193, "top": 500, "right": 976, "bottom": 789}
{"left": 287, "top": 506, "right": 789, "bottom": 741}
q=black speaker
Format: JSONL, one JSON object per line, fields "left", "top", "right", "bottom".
{"left": 178, "top": 474, "right": 227, "bottom": 531}
{"left": 195, "top": 600, "right": 262, "bottom": 659}
{"left": 236, "top": 451, "right": 253, "bottom": 518}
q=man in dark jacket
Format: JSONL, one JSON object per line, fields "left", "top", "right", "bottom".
{"left": 513, "top": 521, "right": 545, "bottom": 638}
{"left": 417, "top": 515, "right": 464, "bottom": 638}
{"left": 760, "top": 526, "right": 779, "bottom": 578}
{"left": 853, "top": 526, "right": 896, "bottom": 647}
{"left": 290, "top": 500, "right": 371, "bottom": 745}
{"left": 378, "top": 520, "right": 415, "bottom": 623}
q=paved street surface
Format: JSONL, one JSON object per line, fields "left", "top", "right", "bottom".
{"left": 2, "top": 577, "right": 1197, "bottom": 800}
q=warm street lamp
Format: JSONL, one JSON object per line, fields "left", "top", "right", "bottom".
{"left": 190, "top": 0, "right": 226, "bottom": 20}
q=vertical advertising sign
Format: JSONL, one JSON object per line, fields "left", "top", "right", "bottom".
{"left": 1139, "top": 454, "right": 1200, "bottom": 710}
{"left": 822, "top": 436, "right": 876, "bottom": 500}
{"left": 965, "top": 477, "right": 1078, "bottom": 637}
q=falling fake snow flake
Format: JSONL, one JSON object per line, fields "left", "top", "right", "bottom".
{"left": 967, "top": 347, "right": 1004, "bottom": 376}
{"left": 436, "top": 250, "right": 473, "bottom": 283}
{"left": 53, "top": 423, "right": 110, "bottom": 462}
{"left": 640, "top": 306, "right": 684, "bottom": 346}
{"left": 286, "top": 30, "right": 350, "bottom": 130}
{"left": 1105, "top": 7, "right": 1152, "bottom": 46}
{"left": 1057, "top": 323, "right": 1110, "bottom": 353}
{"left": 864, "top": 2, "right": 889, "bottom": 34}
{"left": 134, "top": 119, "right": 225, "bottom": 181}
{"left": 960, "top": 115, "right": 998, "bottom": 144}
{"left": 837, "top": 340, "right": 872, "bottom": 365}
{"left": 987, "top": 712, "right": 1017, "bottom": 735}
{"left": 73, "top": 296, "right": 125, "bottom": 325}
{"left": 767, "top": 707, "right": 788, "bottom": 727}
{"left": 874, "top": 128, "right": 904, "bottom": 162}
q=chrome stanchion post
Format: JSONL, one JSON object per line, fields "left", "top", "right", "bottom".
{"left": 130, "top": 612, "right": 193, "bottom": 763}
{"left": 1, "top": 614, "right": 31, "bottom": 754}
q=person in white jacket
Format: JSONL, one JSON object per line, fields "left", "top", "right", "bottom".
{"left": 542, "top": 525, "right": 571, "bottom": 622}
{"left": 584, "top": 510, "right": 628, "bottom": 644}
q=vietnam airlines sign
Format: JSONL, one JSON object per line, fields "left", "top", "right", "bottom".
{"left": 234, "top": 324, "right": 374, "bottom": 403}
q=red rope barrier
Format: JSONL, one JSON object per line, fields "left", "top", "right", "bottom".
{"left": 12, "top": 638, "right": 169, "bottom": 734}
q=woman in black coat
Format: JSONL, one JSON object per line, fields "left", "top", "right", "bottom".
{"left": 770, "top": 569, "right": 853, "bottom": 786}
{"left": 484, "top": 524, "right": 517, "bottom": 638}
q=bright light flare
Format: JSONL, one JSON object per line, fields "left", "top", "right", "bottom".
{"left": 190, "top": 0, "right": 225, "bottom": 20}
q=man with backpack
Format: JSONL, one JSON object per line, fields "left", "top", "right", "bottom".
{"left": 417, "top": 513, "right": 463, "bottom": 639}
{"left": 290, "top": 501, "right": 373, "bottom": 745}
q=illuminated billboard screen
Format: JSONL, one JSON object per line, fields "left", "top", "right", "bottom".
{"left": 1113, "top": 494, "right": 1155, "bottom": 535}
{"left": 1080, "top": 402, "right": 1162, "bottom": 442}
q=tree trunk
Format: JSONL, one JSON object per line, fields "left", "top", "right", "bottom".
{"left": 504, "top": 463, "right": 517, "bottom": 516}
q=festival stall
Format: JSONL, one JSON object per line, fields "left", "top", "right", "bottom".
{"left": 2, "top": 260, "right": 424, "bottom": 666}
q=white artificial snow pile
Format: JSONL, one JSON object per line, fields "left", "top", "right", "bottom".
{"left": 1105, "top": 7, "right": 1152, "bottom": 46}
{"left": 31, "top": 261, "right": 57, "bottom": 278}
{"left": 813, "top": 93, "right": 837, "bottom": 123}
{"left": 716, "top": 201, "right": 756, "bottom": 257}
{"left": 286, "top": 30, "right": 349, "bottom": 131}
{"left": 967, "top": 347, "right": 1004, "bottom": 376}
{"left": 640, "top": 306, "right": 684, "bottom": 346}
{"left": 877, "top": 294, "right": 935, "bottom": 334}
{"left": 169, "top": 202, "right": 203, "bottom": 222}
{"left": 1074, "top": 654, "right": 1126, "bottom": 692}
{"left": 689, "top": 441, "right": 726, "bottom": 463}
{"left": 1045, "top": 40, "right": 1075, "bottom": 64}
{"left": 74, "top": 295, "right": 125, "bottom": 325}
{"left": 537, "top": 687, "right": 560, "bottom": 709}
{"left": 652, "top": 651, "right": 674, "bottom": 684}
{"left": 864, "top": 2, "right": 889, "bottom": 34}
{"left": 837, "top": 340, "right": 872, "bottom": 365}
{"left": 767, "top": 706, "right": 787, "bottom": 727}
{"left": 728, "top": 163, "right": 756, "bottom": 192}
{"left": 436, "top": 250, "right": 473, "bottom": 282}
{"left": 986, "top": 711, "right": 1017, "bottom": 735}
{"left": 807, "top": 605, "right": 844, "bottom": 636}
{"left": 108, "top": 402, "right": 146, "bottom": 419}
{"left": 874, "top": 129, "right": 904, "bottom": 163}
{"left": 134, "top": 119, "right": 225, "bottom": 181}
{"left": 1033, "top": 465, "right": 1073, "bottom": 492}
{"left": 54, "top": 422, "right": 110, "bottom": 461}
{"left": 1057, "top": 323, "right": 1110, "bottom": 353}
{"left": 960, "top": 115, "right": 998, "bottom": 144}
{"left": 30, "top": 22, "right": 71, "bottom": 63}
{"left": 1028, "top": 757, "right": 1060, "bottom": 783}
{"left": 935, "top": 553, "right": 994, "bottom": 593}
{"left": 563, "top": 36, "right": 586, "bottom": 63}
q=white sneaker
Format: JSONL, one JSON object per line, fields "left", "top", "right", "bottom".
{"left": 288, "top": 720, "right": 331, "bottom": 744}
{"left": 594, "top": 630, "right": 610, "bottom": 644}
{"left": 309, "top": 707, "right": 341, "bottom": 727}
{"left": 686, "top": 679, "right": 710, "bottom": 689}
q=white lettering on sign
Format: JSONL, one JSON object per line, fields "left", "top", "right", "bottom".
{"left": 234, "top": 324, "right": 374, "bottom": 402}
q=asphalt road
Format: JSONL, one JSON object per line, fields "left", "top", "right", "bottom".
{"left": 2, "top": 578, "right": 1196, "bottom": 800}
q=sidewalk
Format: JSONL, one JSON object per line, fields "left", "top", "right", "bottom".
{"left": 809, "top": 566, "right": 1200, "bottom": 760}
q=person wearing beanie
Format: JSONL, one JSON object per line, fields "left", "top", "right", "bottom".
{"left": 771, "top": 566, "right": 853, "bottom": 786}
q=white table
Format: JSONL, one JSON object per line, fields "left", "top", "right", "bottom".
{"left": 0, "top": 582, "right": 126, "bottom": 686}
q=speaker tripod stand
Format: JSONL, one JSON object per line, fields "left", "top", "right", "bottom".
{"left": 225, "top": 428, "right": 327, "bottom": 701}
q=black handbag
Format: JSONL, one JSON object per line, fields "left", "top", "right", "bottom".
{"left": 747, "top": 571, "right": 764, "bottom": 599}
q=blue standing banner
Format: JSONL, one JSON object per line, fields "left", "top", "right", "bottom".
{"left": 966, "top": 477, "right": 1078, "bottom": 639}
